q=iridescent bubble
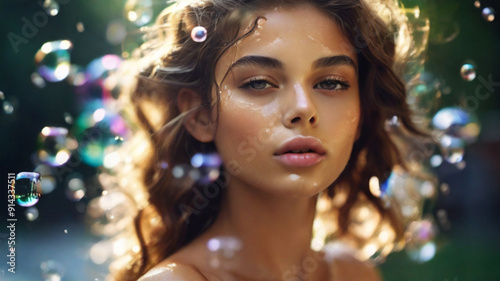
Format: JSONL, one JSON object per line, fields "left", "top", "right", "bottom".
{"left": 406, "top": 73, "right": 441, "bottom": 115}
{"left": 482, "top": 7, "right": 495, "bottom": 22}
{"left": 37, "top": 127, "right": 72, "bottom": 166}
{"left": 31, "top": 72, "right": 46, "bottom": 88}
{"left": 439, "top": 135, "right": 465, "bottom": 164}
{"left": 35, "top": 40, "right": 73, "bottom": 82}
{"left": 76, "top": 21, "right": 85, "bottom": 32}
{"left": 67, "top": 65, "right": 87, "bottom": 86}
{"left": 42, "top": 0, "right": 59, "bottom": 16}
{"left": 432, "top": 107, "right": 480, "bottom": 143}
{"left": 460, "top": 63, "right": 476, "bottom": 81}
{"left": 474, "top": 1, "right": 481, "bottom": 8}
{"left": 406, "top": 241, "right": 436, "bottom": 263}
{"left": 207, "top": 236, "right": 243, "bottom": 268}
{"left": 86, "top": 55, "right": 122, "bottom": 82}
{"left": 65, "top": 173, "right": 86, "bottom": 201}
{"left": 40, "top": 260, "right": 65, "bottom": 281}
{"left": 405, "top": 219, "right": 437, "bottom": 259}
{"left": 106, "top": 20, "right": 127, "bottom": 46}
{"left": 125, "top": 0, "right": 153, "bottom": 26}
{"left": 34, "top": 164, "right": 57, "bottom": 194}
{"left": 74, "top": 100, "right": 128, "bottom": 167}
{"left": 14, "top": 172, "right": 41, "bottom": 207}
{"left": 25, "top": 207, "right": 40, "bottom": 221}
{"left": 191, "top": 26, "right": 208, "bottom": 42}
{"left": 3, "top": 101, "right": 14, "bottom": 114}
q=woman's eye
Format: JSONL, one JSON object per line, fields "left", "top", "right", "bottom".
{"left": 315, "top": 79, "right": 350, "bottom": 91}
{"left": 240, "top": 79, "right": 274, "bottom": 90}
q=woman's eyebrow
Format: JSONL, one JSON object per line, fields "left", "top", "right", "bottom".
{"left": 229, "top": 55, "right": 284, "bottom": 71}
{"left": 313, "top": 55, "right": 358, "bottom": 74}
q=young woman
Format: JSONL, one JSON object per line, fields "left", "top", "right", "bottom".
{"left": 104, "top": 0, "right": 427, "bottom": 280}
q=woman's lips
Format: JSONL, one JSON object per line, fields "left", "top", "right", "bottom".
{"left": 273, "top": 136, "right": 326, "bottom": 167}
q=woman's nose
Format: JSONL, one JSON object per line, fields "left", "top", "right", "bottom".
{"left": 282, "top": 84, "right": 319, "bottom": 128}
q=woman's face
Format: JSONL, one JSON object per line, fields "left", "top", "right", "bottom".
{"left": 212, "top": 4, "right": 360, "bottom": 197}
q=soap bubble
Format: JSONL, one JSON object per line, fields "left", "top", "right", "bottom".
{"left": 405, "top": 218, "right": 437, "bottom": 263}
{"left": 14, "top": 172, "right": 41, "bottom": 207}
{"left": 406, "top": 73, "right": 441, "bottom": 115}
{"left": 439, "top": 135, "right": 465, "bottom": 164}
{"left": 64, "top": 112, "right": 73, "bottom": 124}
{"left": 432, "top": 107, "right": 480, "bottom": 143}
{"left": 482, "top": 7, "right": 495, "bottom": 22}
{"left": 34, "top": 164, "right": 57, "bottom": 194}
{"left": 67, "top": 65, "right": 87, "bottom": 86}
{"left": 31, "top": 72, "right": 46, "bottom": 88}
{"left": 37, "top": 127, "right": 72, "bottom": 166}
{"left": 207, "top": 236, "right": 243, "bottom": 268}
{"left": 3, "top": 100, "right": 14, "bottom": 114}
{"left": 460, "top": 63, "right": 476, "bottom": 81}
{"left": 25, "top": 207, "right": 40, "bottom": 221}
{"left": 0, "top": 91, "right": 4, "bottom": 100}
{"left": 76, "top": 21, "right": 85, "bottom": 32}
{"left": 125, "top": 0, "right": 153, "bottom": 26}
{"left": 35, "top": 40, "right": 73, "bottom": 82}
{"left": 65, "top": 173, "right": 86, "bottom": 201}
{"left": 106, "top": 20, "right": 127, "bottom": 46}
{"left": 40, "top": 260, "right": 65, "bottom": 281}
{"left": 190, "top": 153, "right": 222, "bottom": 183}
{"left": 191, "top": 26, "right": 208, "bottom": 42}
{"left": 42, "top": 0, "right": 59, "bottom": 16}
{"left": 74, "top": 100, "right": 128, "bottom": 167}
{"left": 86, "top": 54, "right": 122, "bottom": 82}
{"left": 474, "top": 1, "right": 481, "bottom": 8}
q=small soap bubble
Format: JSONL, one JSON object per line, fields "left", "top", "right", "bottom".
{"left": 40, "top": 260, "right": 65, "bottom": 281}
{"left": 34, "top": 164, "right": 57, "bottom": 194}
{"left": 3, "top": 101, "right": 14, "bottom": 114}
{"left": 66, "top": 174, "right": 86, "bottom": 201}
{"left": 406, "top": 241, "right": 436, "bottom": 263}
{"left": 67, "top": 65, "right": 87, "bottom": 86}
{"left": 42, "top": 0, "right": 59, "bottom": 16}
{"left": 106, "top": 21, "right": 127, "bottom": 46}
{"left": 31, "top": 72, "right": 46, "bottom": 88}
{"left": 14, "top": 172, "right": 41, "bottom": 207}
{"left": 86, "top": 54, "right": 122, "bottom": 82}
{"left": 35, "top": 40, "right": 73, "bottom": 82}
{"left": 125, "top": 0, "right": 153, "bottom": 26}
{"left": 76, "top": 21, "right": 85, "bottom": 32}
{"left": 460, "top": 63, "right": 476, "bottom": 81}
{"left": 456, "top": 160, "right": 467, "bottom": 170}
{"left": 482, "top": 7, "right": 495, "bottom": 22}
{"left": 25, "top": 207, "right": 40, "bottom": 221}
{"left": 207, "top": 236, "right": 243, "bottom": 268}
{"left": 474, "top": 1, "right": 481, "bottom": 8}
{"left": 191, "top": 153, "right": 222, "bottom": 168}
{"left": 172, "top": 165, "right": 189, "bottom": 178}
{"left": 0, "top": 91, "right": 4, "bottom": 100}
{"left": 191, "top": 26, "right": 208, "bottom": 42}
{"left": 432, "top": 107, "right": 480, "bottom": 143}
{"left": 64, "top": 229, "right": 68, "bottom": 234}
{"left": 439, "top": 135, "right": 465, "bottom": 164}
{"left": 64, "top": 112, "right": 73, "bottom": 124}
{"left": 37, "top": 127, "right": 72, "bottom": 166}
{"left": 429, "top": 155, "right": 443, "bottom": 167}
{"left": 406, "top": 73, "right": 441, "bottom": 114}
{"left": 440, "top": 183, "right": 450, "bottom": 195}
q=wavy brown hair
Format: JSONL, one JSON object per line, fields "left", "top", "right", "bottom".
{"left": 103, "top": 0, "right": 428, "bottom": 279}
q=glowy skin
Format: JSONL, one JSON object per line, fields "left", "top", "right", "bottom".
{"left": 212, "top": 4, "right": 360, "bottom": 198}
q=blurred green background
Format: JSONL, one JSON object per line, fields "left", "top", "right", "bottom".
{"left": 0, "top": 0, "right": 499, "bottom": 280}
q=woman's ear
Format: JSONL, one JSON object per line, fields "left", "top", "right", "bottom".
{"left": 177, "top": 88, "right": 215, "bottom": 143}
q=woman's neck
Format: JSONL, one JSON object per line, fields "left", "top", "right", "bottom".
{"left": 201, "top": 177, "right": 321, "bottom": 280}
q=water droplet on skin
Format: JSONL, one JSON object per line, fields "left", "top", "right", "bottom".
{"left": 14, "top": 172, "right": 41, "bottom": 207}
{"left": 460, "top": 63, "right": 476, "bottom": 81}
{"left": 35, "top": 40, "right": 73, "bottom": 82}
{"left": 191, "top": 26, "right": 208, "bottom": 42}
{"left": 482, "top": 7, "right": 495, "bottom": 22}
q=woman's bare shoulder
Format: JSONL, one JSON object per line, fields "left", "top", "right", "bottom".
{"left": 323, "top": 243, "right": 383, "bottom": 281}
{"left": 138, "top": 261, "right": 208, "bottom": 281}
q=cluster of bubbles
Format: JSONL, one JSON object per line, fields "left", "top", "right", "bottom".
{"left": 171, "top": 153, "right": 222, "bottom": 184}
{"left": 474, "top": 1, "right": 496, "bottom": 22}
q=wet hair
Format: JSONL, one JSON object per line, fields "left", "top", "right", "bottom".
{"left": 104, "top": 0, "right": 428, "bottom": 279}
